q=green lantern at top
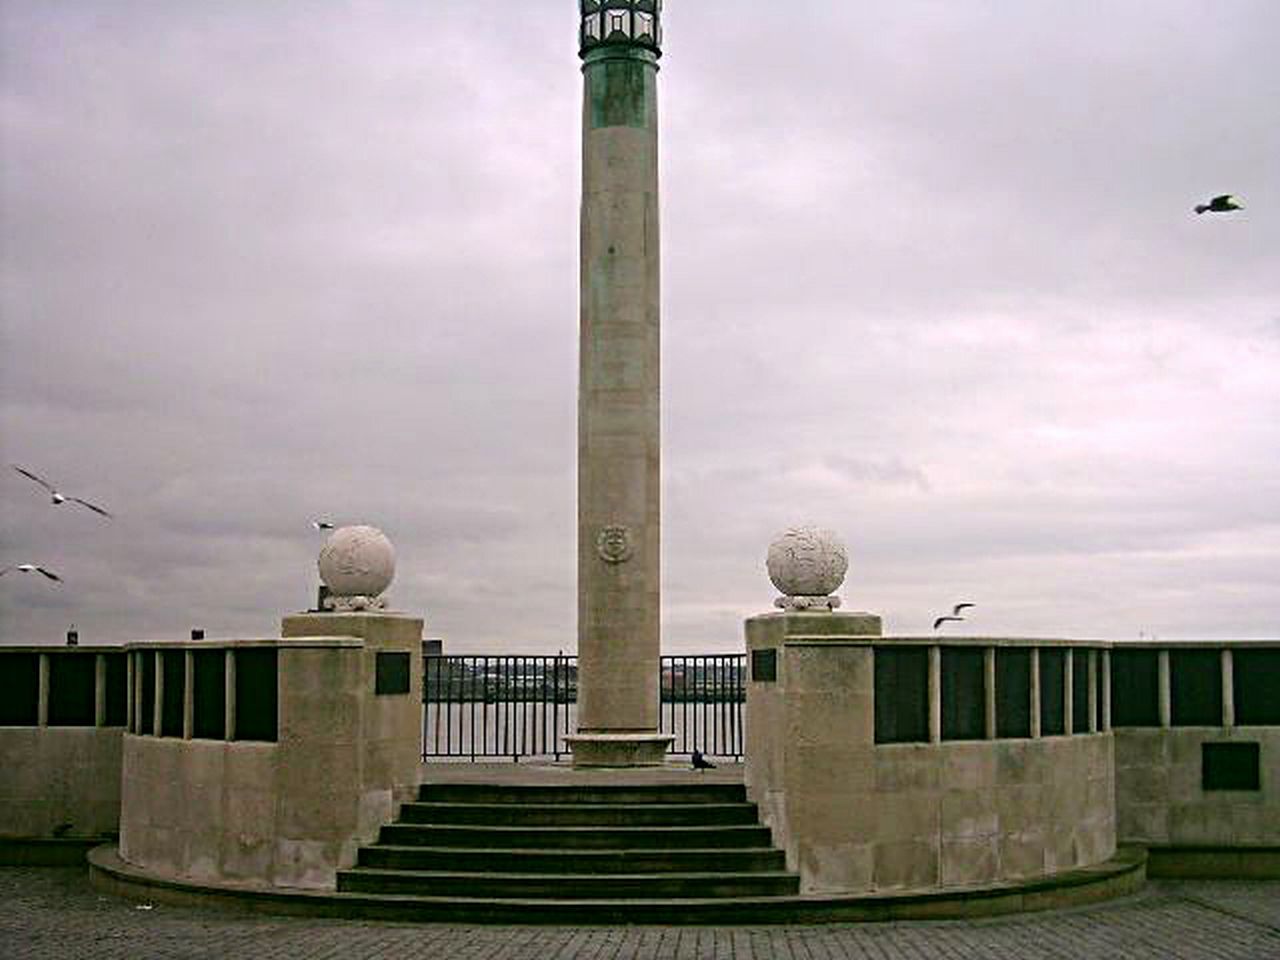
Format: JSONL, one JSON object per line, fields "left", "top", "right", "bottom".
{"left": 579, "top": 0, "right": 662, "bottom": 58}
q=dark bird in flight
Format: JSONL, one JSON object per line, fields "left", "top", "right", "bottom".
{"left": 692, "top": 750, "right": 716, "bottom": 771}
{"left": 933, "top": 615, "right": 964, "bottom": 630}
{"left": 1195, "top": 194, "right": 1244, "bottom": 215}
{"left": 1, "top": 564, "right": 63, "bottom": 583}
{"left": 951, "top": 602, "right": 976, "bottom": 615}
{"left": 12, "top": 466, "right": 112, "bottom": 518}
{"left": 312, "top": 520, "right": 336, "bottom": 531}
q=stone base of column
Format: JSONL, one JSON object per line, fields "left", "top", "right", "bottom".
{"left": 565, "top": 733, "right": 673, "bottom": 768}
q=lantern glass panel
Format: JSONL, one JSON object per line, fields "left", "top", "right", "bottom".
{"left": 605, "top": 10, "right": 630, "bottom": 39}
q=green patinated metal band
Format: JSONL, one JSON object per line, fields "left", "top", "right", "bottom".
{"left": 583, "top": 48, "right": 657, "bottom": 131}
{"left": 580, "top": 46, "right": 660, "bottom": 68}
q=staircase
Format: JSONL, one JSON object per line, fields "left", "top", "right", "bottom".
{"left": 336, "top": 780, "right": 800, "bottom": 922}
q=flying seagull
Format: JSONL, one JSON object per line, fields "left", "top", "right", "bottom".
{"left": 12, "top": 466, "right": 112, "bottom": 518}
{"left": 1, "top": 564, "right": 63, "bottom": 582}
{"left": 312, "top": 520, "right": 335, "bottom": 531}
{"left": 1195, "top": 194, "right": 1244, "bottom": 215}
{"left": 692, "top": 750, "right": 716, "bottom": 771}
{"left": 933, "top": 601, "right": 975, "bottom": 629}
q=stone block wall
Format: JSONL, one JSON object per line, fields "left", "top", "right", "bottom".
{"left": 1111, "top": 643, "right": 1280, "bottom": 849}
{"left": 1116, "top": 733, "right": 1280, "bottom": 847}
{"left": 120, "top": 738, "right": 288, "bottom": 883}
{"left": 0, "top": 646, "right": 127, "bottom": 840}
{"left": 864, "top": 735, "right": 1115, "bottom": 891}
{"left": 0, "top": 726, "right": 122, "bottom": 839}
{"left": 745, "top": 614, "right": 1116, "bottom": 894}
{"left": 118, "top": 613, "right": 423, "bottom": 890}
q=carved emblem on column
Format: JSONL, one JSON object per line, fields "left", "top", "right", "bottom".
{"left": 596, "top": 524, "right": 634, "bottom": 564}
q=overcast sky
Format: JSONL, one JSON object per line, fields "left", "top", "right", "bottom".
{"left": 2, "top": 2, "right": 1277, "bottom": 652}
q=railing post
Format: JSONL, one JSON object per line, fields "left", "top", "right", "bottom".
{"left": 983, "top": 647, "right": 997, "bottom": 740}
{"left": 152, "top": 651, "right": 164, "bottom": 736}
{"left": 1030, "top": 647, "right": 1042, "bottom": 738}
{"left": 1088, "top": 649, "right": 1098, "bottom": 733}
{"left": 1063, "top": 651, "right": 1074, "bottom": 735}
{"left": 1101, "top": 648, "right": 1111, "bottom": 731}
{"left": 133, "top": 652, "right": 143, "bottom": 734}
{"left": 37, "top": 653, "right": 50, "bottom": 727}
{"left": 1158, "top": 648, "right": 1171, "bottom": 728}
{"left": 95, "top": 653, "right": 107, "bottom": 728}
{"left": 183, "top": 650, "right": 194, "bottom": 740}
{"left": 126, "top": 651, "right": 135, "bottom": 732}
{"left": 1222, "top": 648, "right": 1235, "bottom": 728}
{"left": 224, "top": 649, "right": 236, "bottom": 741}
{"left": 928, "top": 646, "right": 942, "bottom": 744}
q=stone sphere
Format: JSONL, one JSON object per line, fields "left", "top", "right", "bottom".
{"left": 766, "top": 526, "right": 848, "bottom": 597}
{"left": 318, "top": 525, "right": 395, "bottom": 598}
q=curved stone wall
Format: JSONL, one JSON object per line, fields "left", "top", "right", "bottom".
{"left": 745, "top": 613, "right": 1116, "bottom": 894}
{"left": 118, "top": 615, "right": 422, "bottom": 890}
{"left": 0, "top": 646, "right": 127, "bottom": 841}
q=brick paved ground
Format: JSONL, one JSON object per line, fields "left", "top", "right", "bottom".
{"left": 1, "top": 868, "right": 1278, "bottom": 960}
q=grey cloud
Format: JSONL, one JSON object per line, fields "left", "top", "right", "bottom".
{"left": 3, "top": 2, "right": 1278, "bottom": 651}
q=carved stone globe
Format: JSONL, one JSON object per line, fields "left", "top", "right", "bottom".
{"left": 766, "top": 526, "right": 848, "bottom": 610}
{"left": 318, "top": 525, "right": 395, "bottom": 607}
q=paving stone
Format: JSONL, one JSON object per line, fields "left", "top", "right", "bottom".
{"left": 1, "top": 867, "right": 1278, "bottom": 959}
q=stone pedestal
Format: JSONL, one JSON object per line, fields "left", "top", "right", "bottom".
{"left": 744, "top": 610, "right": 883, "bottom": 891}
{"left": 564, "top": 732, "right": 672, "bottom": 768}
{"left": 280, "top": 612, "right": 423, "bottom": 809}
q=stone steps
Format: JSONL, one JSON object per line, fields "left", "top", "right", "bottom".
{"left": 357, "top": 844, "right": 787, "bottom": 875}
{"left": 90, "top": 840, "right": 1150, "bottom": 925}
{"left": 419, "top": 783, "right": 748, "bottom": 806}
{"left": 377, "top": 822, "right": 775, "bottom": 850}
{"left": 397, "top": 801, "right": 761, "bottom": 827}
{"left": 338, "top": 867, "right": 800, "bottom": 899}
{"left": 337, "top": 780, "right": 799, "bottom": 904}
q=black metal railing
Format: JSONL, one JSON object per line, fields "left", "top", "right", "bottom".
{"left": 422, "top": 654, "right": 745, "bottom": 762}
{"left": 660, "top": 654, "right": 745, "bottom": 758}
{"left": 423, "top": 655, "right": 577, "bottom": 761}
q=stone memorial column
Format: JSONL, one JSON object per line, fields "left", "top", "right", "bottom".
{"left": 568, "top": 1, "right": 671, "bottom": 766}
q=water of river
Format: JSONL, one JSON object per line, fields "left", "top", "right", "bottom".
{"left": 423, "top": 701, "right": 745, "bottom": 761}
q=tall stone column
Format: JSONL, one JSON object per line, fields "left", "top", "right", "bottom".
{"left": 568, "top": 1, "right": 671, "bottom": 767}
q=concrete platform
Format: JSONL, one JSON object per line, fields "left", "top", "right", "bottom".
{"left": 75, "top": 763, "right": 1204, "bottom": 923}
{"left": 418, "top": 760, "right": 744, "bottom": 786}
{"left": 0, "top": 836, "right": 115, "bottom": 866}
{"left": 86, "top": 841, "right": 1148, "bottom": 924}
{"left": 14, "top": 864, "right": 1280, "bottom": 959}
{"left": 1146, "top": 845, "right": 1280, "bottom": 880}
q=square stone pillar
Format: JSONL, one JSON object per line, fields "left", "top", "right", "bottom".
{"left": 280, "top": 613, "right": 424, "bottom": 813}
{"left": 744, "top": 610, "right": 883, "bottom": 890}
